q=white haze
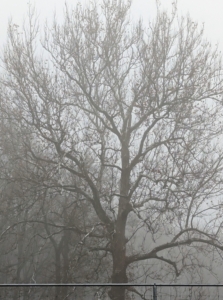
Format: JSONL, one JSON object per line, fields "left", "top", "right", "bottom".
{"left": 0, "top": 0, "right": 223, "bottom": 47}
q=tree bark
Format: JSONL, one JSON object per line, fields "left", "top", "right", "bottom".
{"left": 61, "top": 231, "right": 70, "bottom": 298}
{"left": 55, "top": 249, "right": 61, "bottom": 300}
{"left": 109, "top": 144, "right": 131, "bottom": 300}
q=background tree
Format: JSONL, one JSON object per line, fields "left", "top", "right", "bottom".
{"left": 0, "top": 118, "right": 103, "bottom": 299}
{"left": 1, "top": 1, "right": 223, "bottom": 299}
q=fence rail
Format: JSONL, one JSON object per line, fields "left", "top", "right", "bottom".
{"left": 0, "top": 283, "right": 223, "bottom": 286}
{"left": 1, "top": 283, "right": 223, "bottom": 299}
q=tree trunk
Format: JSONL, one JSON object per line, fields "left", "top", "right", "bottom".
{"left": 108, "top": 228, "right": 128, "bottom": 300}
{"left": 61, "top": 231, "right": 70, "bottom": 298}
{"left": 55, "top": 249, "right": 61, "bottom": 300}
{"left": 14, "top": 221, "right": 26, "bottom": 300}
{"left": 109, "top": 145, "right": 131, "bottom": 300}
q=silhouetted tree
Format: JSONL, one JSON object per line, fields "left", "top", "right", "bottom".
{"left": 2, "top": 1, "right": 223, "bottom": 299}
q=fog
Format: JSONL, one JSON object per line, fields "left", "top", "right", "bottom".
{"left": 0, "top": 1, "right": 223, "bottom": 300}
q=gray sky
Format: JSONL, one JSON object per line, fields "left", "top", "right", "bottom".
{"left": 0, "top": 0, "right": 223, "bottom": 47}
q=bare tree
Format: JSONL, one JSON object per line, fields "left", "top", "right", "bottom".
{"left": 2, "top": 1, "right": 223, "bottom": 299}
{"left": 0, "top": 117, "right": 102, "bottom": 299}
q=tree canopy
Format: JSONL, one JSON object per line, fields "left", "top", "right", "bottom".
{"left": 1, "top": 1, "right": 223, "bottom": 299}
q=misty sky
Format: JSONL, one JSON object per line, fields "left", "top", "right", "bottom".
{"left": 0, "top": 0, "right": 222, "bottom": 48}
